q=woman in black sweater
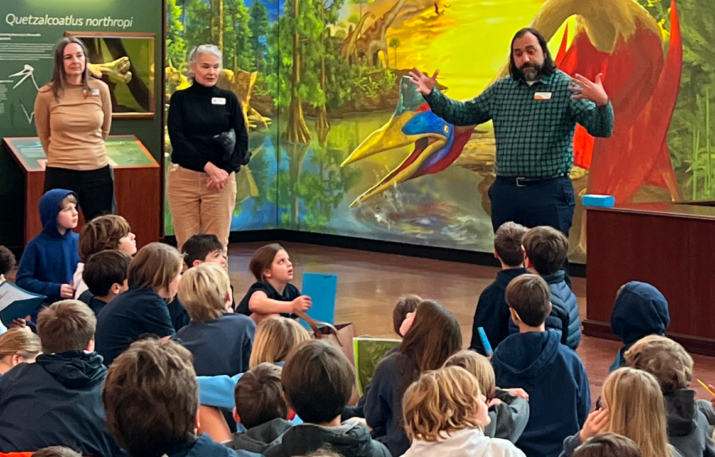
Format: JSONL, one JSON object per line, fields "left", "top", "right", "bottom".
{"left": 167, "top": 44, "right": 249, "bottom": 251}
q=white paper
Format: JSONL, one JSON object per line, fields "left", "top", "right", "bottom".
{"left": 0, "top": 281, "right": 42, "bottom": 312}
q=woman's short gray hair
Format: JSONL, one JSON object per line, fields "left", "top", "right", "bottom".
{"left": 187, "top": 45, "right": 222, "bottom": 79}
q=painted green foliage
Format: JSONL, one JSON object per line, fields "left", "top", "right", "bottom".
{"left": 166, "top": 0, "right": 187, "bottom": 66}
{"left": 637, "top": 0, "right": 715, "bottom": 199}
{"left": 249, "top": 1, "right": 270, "bottom": 72}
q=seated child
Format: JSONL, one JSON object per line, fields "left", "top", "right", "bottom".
{"left": 572, "top": 433, "right": 642, "bottom": 457}
{"left": 236, "top": 244, "right": 312, "bottom": 323}
{"left": 492, "top": 274, "right": 590, "bottom": 457}
{"left": 102, "top": 338, "right": 260, "bottom": 457}
{"left": 262, "top": 340, "right": 390, "bottom": 457}
{"left": 170, "top": 234, "right": 230, "bottom": 331}
{"left": 74, "top": 214, "right": 137, "bottom": 299}
{"left": 610, "top": 281, "right": 669, "bottom": 371}
{"left": 561, "top": 368, "right": 676, "bottom": 457}
{"left": 95, "top": 242, "right": 181, "bottom": 365}
{"left": 625, "top": 335, "right": 715, "bottom": 457}
{"left": 0, "top": 327, "right": 41, "bottom": 376}
{"left": 80, "top": 250, "right": 132, "bottom": 315}
{"left": 197, "top": 316, "right": 311, "bottom": 409}
{"left": 365, "top": 300, "right": 462, "bottom": 456}
{"left": 470, "top": 221, "right": 528, "bottom": 354}
{"left": 228, "top": 363, "right": 295, "bottom": 453}
{"left": 401, "top": 365, "right": 525, "bottom": 457}
{"left": 16, "top": 190, "right": 80, "bottom": 303}
{"left": 445, "top": 349, "right": 530, "bottom": 442}
{"left": 177, "top": 263, "right": 256, "bottom": 376}
{"left": 509, "top": 226, "right": 581, "bottom": 349}
{"left": 0, "top": 300, "right": 122, "bottom": 456}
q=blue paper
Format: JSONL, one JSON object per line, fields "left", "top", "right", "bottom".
{"left": 582, "top": 194, "right": 615, "bottom": 207}
{"left": 301, "top": 273, "right": 338, "bottom": 325}
{"left": 478, "top": 327, "right": 493, "bottom": 356}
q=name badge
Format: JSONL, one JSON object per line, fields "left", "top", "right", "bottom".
{"left": 212, "top": 97, "right": 226, "bottom": 105}
{"left": 534, "top": 92, "right": 552, "bottom": 100}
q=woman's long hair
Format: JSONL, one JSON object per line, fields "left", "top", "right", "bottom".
{"left": 49, "top": 37, "right": 92, "bottom": 100}
{"left": 602, "top": 368, "right": 672, "bottom": 457}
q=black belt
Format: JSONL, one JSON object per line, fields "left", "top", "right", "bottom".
{"left": 496, "top": 173, "right": 569, "bottom": 187}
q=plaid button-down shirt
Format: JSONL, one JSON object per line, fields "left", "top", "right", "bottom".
{"left": 424, "top": 70, "right": 615, "bottom": 178}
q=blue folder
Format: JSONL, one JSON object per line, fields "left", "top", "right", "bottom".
{"left": 0, "top": 282, "right": 46, "bottom": 327}
{"left": 300, "top": 273, "right": 338, "bottom": 325}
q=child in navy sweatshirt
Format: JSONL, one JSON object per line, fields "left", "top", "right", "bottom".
{"left": 177, "top": 262, "right": 255, "bottom": 376}
{"left": 609, "top": 281, "right": 670, "bottom": 372}
{"left": 95, "top": 243, "right": 182, "bottom": 365}
{"left": 79, "top": 249, "right": 131, "bottom": 316}
{"left": 509, "top": 226, "right": 581, "bottom": 350}
{"left": 16, "top": 189, "right": 80, "bottom": 303}
{"left": 470, "top": 222, "right": 528, "bottom": 355}
{"left": 493, "top": 274, "right": 590, "bottom": 457}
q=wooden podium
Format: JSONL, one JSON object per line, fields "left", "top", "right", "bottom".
{"left": 3, "top": 135, "right": 161, "bottom": 249}
{"left": 585, "top": 202, "right": 715, "bottom": 356}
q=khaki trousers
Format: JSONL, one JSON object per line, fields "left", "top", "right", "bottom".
{"left": 167, "top": 164, "right": 236, "bottom": 251}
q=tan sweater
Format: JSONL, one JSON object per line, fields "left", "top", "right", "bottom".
{"left": 34, "top": 78, "right": 112, "bottom": 170}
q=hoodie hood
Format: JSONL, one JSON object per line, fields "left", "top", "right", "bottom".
{"left": 665, "top": 389, "right": 698, "bottom": 437}
{"left": 495, "top": 268, "right": 529, "bottom": 290}
{"left": 269, "top": 422, "right": 380, "bottom": 457}
{"left": 230, "top": 418, "right": 294, "bottom": 453}
{"left": 492, "top": 330, "right": 561, "bottom": 378}
{"left": 37, "top": 351, "right": 107, "bottom": 389}
{"left": 39, "top": 189, "right": 77, "bottom": 238}
{"left": 611, "top": 282, "right": 669, "bottom": 345}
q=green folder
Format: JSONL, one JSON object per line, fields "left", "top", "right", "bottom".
{"left": 353, "top": 337, "right": 402, "bottom": 395}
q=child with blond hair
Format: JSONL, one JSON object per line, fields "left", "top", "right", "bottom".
{"left": 561, "top": 368, "right": 679, "bottom": 457}
{"left": 445, "top": 350, "right": 530, "bottom": 443}
{"left": 177, "top": 262, "right": 255, "bottom": 376}
{"left": 625, "top": 335, "right": 715, "bottom": 457}
{"left": 401, "top": 365, "right": 525, "bottom": 457}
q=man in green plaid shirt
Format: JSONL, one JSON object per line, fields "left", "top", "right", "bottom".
{"left": 410, "top": 27, "right": 614, "bottom": 280}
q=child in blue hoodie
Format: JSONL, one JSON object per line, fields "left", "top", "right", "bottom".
{"left": 493, "top": 274, "right": 590, "bottom": 457}
{"left": 510, "top": 226, "right": 581, "bottom": 350}
{"left": 16, "top": 189, "right": 80, "bottom": 303}
{"left": 609, "top": 281, "right": 669, "bottom": 372}
{"left": 470, "top": 221, "right": 529, "bottom": 355}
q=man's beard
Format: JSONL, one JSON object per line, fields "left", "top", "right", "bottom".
{"left": 519, "top": 63, "right": 543, "bottom": 82}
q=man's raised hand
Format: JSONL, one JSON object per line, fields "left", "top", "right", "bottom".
{"left": 570, "top": 73, "right": 609, "bottom": 107}
{"left": 408, "top": 68, "right": 440, "bottom": 96}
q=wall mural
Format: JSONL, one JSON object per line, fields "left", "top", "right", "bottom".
{"left": 165, "top": 0, "right": 713, "bottom": 263}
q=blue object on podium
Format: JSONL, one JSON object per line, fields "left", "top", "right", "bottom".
{"left": 301, "top": 273, "right": 338, "bottom": 325}
{"left": 582, "top": 194, "right": 615, "bottom": 207}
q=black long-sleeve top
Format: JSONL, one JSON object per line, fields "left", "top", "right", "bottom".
{"left": 167, "top": 81, "right": 249, "bottom": 174}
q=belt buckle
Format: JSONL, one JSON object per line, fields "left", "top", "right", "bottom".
{"left": 516, "top": 177, "right": 527, "bottom": 187}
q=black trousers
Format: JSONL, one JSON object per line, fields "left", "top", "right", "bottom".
{"left": 489, "top": 175, "right": 575, "bottom": 285}
{"left": 44, "top": 165, "right": 114, "bottom": 222}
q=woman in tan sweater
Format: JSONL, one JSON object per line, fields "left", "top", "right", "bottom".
{"left": 34, "top": 37, "right": 113, "bottom": 221}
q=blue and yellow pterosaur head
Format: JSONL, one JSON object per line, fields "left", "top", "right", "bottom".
{"left": 342, "top": 77, "right": 472, "bottom": 207}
